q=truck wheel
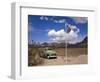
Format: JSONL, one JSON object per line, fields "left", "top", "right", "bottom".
{"left": 47, "top": 56, "right": 50, "bottom": 59}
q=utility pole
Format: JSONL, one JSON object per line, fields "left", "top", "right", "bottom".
{"left": 65, "top": 23, "right": 72, "bottom": 64}
{"left": 65, "top": 23, "right": 68, "bottom": 64}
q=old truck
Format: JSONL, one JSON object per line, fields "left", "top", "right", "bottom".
{"left": 40, "top": 48, "right": 57, "bottom": 59}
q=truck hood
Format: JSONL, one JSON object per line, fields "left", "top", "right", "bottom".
{"left": 45, "top": 50, "right": 56, "bottom": 54}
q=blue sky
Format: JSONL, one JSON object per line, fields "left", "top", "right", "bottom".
{"left": 28, "top": 15, "right": 88, "bottom": 44}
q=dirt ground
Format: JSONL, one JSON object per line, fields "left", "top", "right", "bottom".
{"left": 40, "top": 55, "right": 87, "bottom": 66}
{"left": 67, "top": 48, "right": 88, "bottom": 64}
{"left": 40, "top": 56, "right": 66, "bottom": 66}
{"left": 40, "top": 48, "right": 88, "bottom": 65}
{"left": 28, "top": 48, "right": 88, "bottom": 66}
{"left": 67, "top": 55, "right": 87, "bottom": 64}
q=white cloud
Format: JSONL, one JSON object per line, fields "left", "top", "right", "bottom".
{"left": 72, "top": 17, "right": 87, "bottom": 24}
{"left": 40, "top": 16, "right": 66, "bottom": 24}
{"left": 40, "top": 16, "right": 48, "bottom": 21}
{"left": 40, "top": 16, "right": 44, "bottom": 20}
{"left": 69, "top": 25, "right": 80, "bottom": 33}
{"left": 40, "top": 16, "right": 87, "bottom": 24}
{"left": 67, "top": 30, "right": 78, "bottom": 42}
{"left": 48, "top": 25, "right": 80, "bottom": 43}
{"left": 53, "top": 19, "right": 66, "bottom": 23}
{"left": 48, "top": 29, "right": 66, "bottom": 43}
{"left": 39, "top": 16, "right": 81, "bottom": 43}
{"left": 45, "top": 17, "right": 48, "bottom": 20}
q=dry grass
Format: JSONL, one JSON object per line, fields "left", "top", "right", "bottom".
{"left": 28, "top": 48, "right": 44, "bottom": 66}
{"left": 54, "top": 48, "right": 65, "bottom": 56}
{"left": 67, "top": 48, "right": 88, "bottom": 57}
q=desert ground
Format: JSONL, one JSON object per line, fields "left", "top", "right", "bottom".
{"left": 67, "top": 48, "right": 88, "bottom": 64}
{"left": 28, "top": 47, "right": 88, "bottom": 66}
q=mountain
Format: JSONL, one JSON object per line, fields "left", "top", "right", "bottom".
{"left": 67, "top": 36, "right": 88, "bottom": 48}
{"left": 29, "top": 36, "right": 88, "bottom": 48}
{"left": 81, "top": 36, "right": 87, "bottom": 44}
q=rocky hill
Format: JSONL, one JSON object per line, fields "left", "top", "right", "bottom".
{"left": 67, "top": 36, "right": 88, "bottom": 48}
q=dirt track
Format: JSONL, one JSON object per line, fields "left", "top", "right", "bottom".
{"left": 41, "top": 56, "right": 66, "bottom": 66}
{"left": 67, "top": 55, "right": 88, "bottom": 64}
{"left": 40, "top": 55, "right": 87, "bottom": 66}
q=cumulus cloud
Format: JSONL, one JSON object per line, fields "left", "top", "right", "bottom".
{"left": 48, "top": 29, "right": 66, "bottom": 43}
{"left": 39, "top": 16, "right": 80, "bottom": 43}
{"left": 72, "top": 17, "right": 87, "bottom": 24}
{"left": 48, "top": 25, "right": 80, "bottom": 43}
{"left": 69, "top": 25, "right": 80, "bottom": 33}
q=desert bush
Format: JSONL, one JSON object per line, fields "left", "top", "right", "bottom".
{"left": 28, "top": 48, "right": 44, "bottom": 66}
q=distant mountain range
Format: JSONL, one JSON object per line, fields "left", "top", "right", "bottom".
{"left": 67, "top": 36, "right": 88, "bottom": 48}
{"left": 29, "top": 36, "right": 88, "bottom": 48}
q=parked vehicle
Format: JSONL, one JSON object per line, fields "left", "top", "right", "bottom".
{"left": 40, "top": 48, "right": 57, "bottom": 59}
